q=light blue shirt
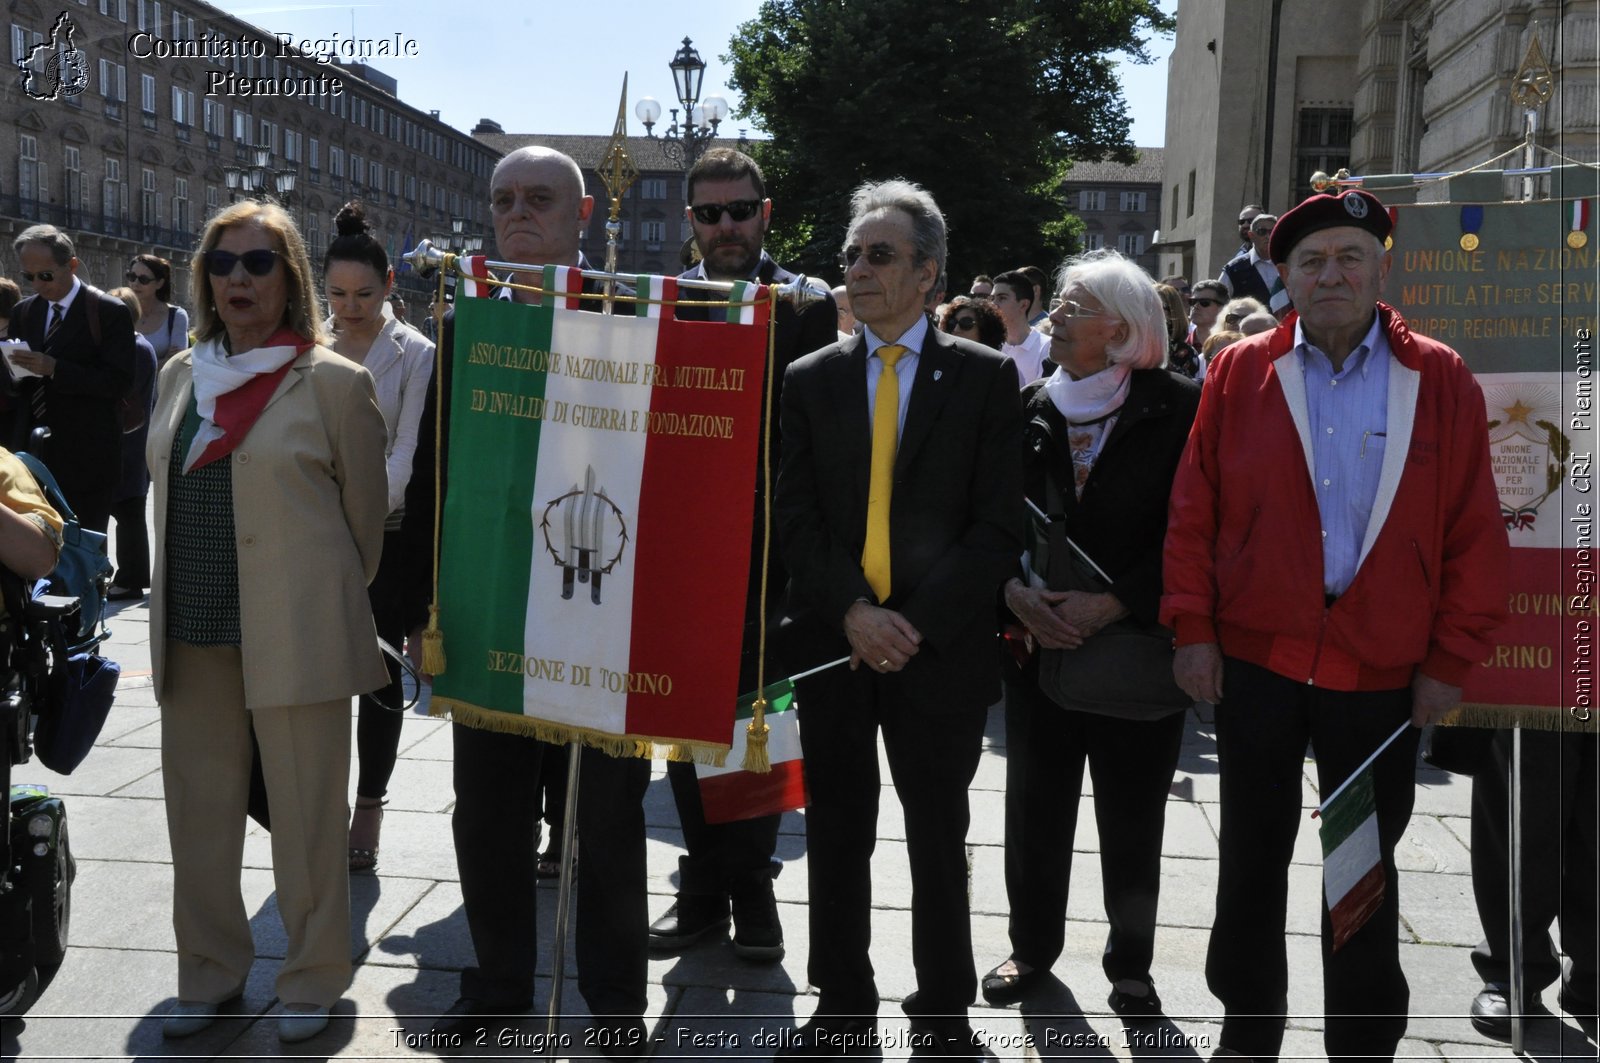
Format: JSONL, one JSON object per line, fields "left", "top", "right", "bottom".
{"left": 1298, "top": 313, "right": 1390, "bottom": 596}
{"left": 863, "top": 317, "right": 927, "bottom": 443}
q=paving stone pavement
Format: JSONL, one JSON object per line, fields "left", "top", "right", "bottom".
{"left": 3, "top": 572, "right": 1594, "bottom": 1060}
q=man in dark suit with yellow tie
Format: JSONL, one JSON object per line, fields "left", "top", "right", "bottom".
{"left": 8, "top": 224, "right": 136, "bottom": 531}
{"left": 774, "top": 180, "right": 1023, "bottom": 1060}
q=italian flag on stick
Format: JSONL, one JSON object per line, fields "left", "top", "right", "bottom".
{"left": 1318, "top": 766, "right": 1385, "bottom": 951}
{"left": 1314, "top": 721, "right": 1407, "bottom": 952}
{"left": 697, "top": 679, "right": 806, "bottom": 824}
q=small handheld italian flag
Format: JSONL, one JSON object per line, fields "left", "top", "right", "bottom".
{"left": 696, "top": 678, "right": 806, "bottom": 825}
{"left": 1317, "top": 764, "right": 1386, "bottom": 952}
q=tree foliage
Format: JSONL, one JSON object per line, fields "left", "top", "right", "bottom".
{"left": 725, "top": 0, "right": 1172, "bottom": 289}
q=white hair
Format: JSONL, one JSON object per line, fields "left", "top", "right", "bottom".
{"left": 1055, "top": 250, "right": 1166, "bottom": 370}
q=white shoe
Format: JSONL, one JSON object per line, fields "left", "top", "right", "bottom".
{"left": 278, "top": 1003, "right": 330, "bottom": 1042}
{"left": 162, "top": 1000, "right": 218, "bottom": 1039}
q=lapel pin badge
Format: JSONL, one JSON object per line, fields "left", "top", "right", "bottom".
{"left": 933, "top": 370, "right": 943, "bottom": 381}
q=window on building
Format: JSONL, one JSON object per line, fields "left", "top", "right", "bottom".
{"left": 330, "top": 146, "right": 344, "bottom": 178}
{"left": 171, "top": 86, "right": 194, "bottom": 125}
{"left": 64, "top": 146, "right": 84, "bottom": 222}
{"left": 1119, "top": 191, "right": 1147, "bottom": 213}
{"left": 369, "top": 160, "right": 381, "bottom": 192}
{"left": 258, "top": 120, "right": 277, "bottom": 154}
{"left": 104, "top": 158, "right": 124, "bottom": 224}
{"left": 140, "top": 73, "right": 156, "bottom": 114}
{"left": 17, "top": 135, "right": 40, "bottom": 209}
{"left": 308, "top": 138, "right": 320, "bottom": 172}
{"left": 283, "top": 129, "right": 301, "bottom": 163}
{"left": 205, "top": 184, "right": 218, "bottom": 213}
{"left": 99, "top": 59, "right": 126, "bottom": 101}
{"left": 641, "top": 220, "right": 665, "bottom": 245}
{"left": 11, "top": 25, "right": 40, "bottom": 65}
{"left": 1293, "top": 107, "right": 1354, "bottom": 205}
{"left": 641, "top": 178, "right": 667, "bottom": 200}
{"left": 1078, "top": 189, "right": 1105, "bottom": 212}
{"left": 203, "top": 98, "right": 224, "bottom": 136}
{"left": 173, "top": 176, "right": 190, "bottom": 233}
{"left": 1171, "top": 184, "right": 1179, "bottom": 227}
{"left": 1117, "top": 233, "right": 1146, "bottom": 256}
{"left": 1082, "top": 232, "right": 1104, "bottom": 251}
{"left": 233, "top": 110, "right": 251, "bottom": 144}
{"left": 1186, "top": 171, "right": 1195, "bottom": 218}
{"left": 141, "top": 167, "right": 159, "bottom": 227}
{"left": 405, "top": 174, "right": 415, "bottom": 202}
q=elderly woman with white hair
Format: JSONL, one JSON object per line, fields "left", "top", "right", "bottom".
{"left": 982, "top": 250, "right": 1200, "bottom": 1018}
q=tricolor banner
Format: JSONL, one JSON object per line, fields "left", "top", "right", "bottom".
{"left": 1318, "top": 766, "right": 1385, "bottom": 952}
{"left": 429, "top": 286, "right": 773, "bottom": 759}
{"left": 696, "top": 679, "right": 806, "bottom": 824}
{"left": 1381, "top": 175, "right": 1599, "bottom": 730}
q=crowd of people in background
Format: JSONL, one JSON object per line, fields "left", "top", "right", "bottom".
{"left": 1, "top": 150, "right": 1591, "bottom": 1062}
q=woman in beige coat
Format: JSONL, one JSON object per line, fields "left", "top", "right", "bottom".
{"left": 148, "top": 200, "right": 388, "bottom": 1044}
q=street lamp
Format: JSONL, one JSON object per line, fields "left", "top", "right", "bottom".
{"left": 224, "top": 144, "right": 296, "bottom": 205}
{"left": 634, "top": 37, "right": 731, "bottom": 170}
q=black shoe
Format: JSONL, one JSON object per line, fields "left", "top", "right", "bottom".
{"left": 774, "top": 1016, "right": 879, "bottom": 1058}
{"left": 427, "top": 997, "right": 530, "bottom": 1041}
{"left": 731, "top": 881, "right": 785, "bottom": 963}
{"left": 980, "top": 959, "right": 1043, "bottom": 1005}
{"left": 1107, "top": 977, "right": 1164, "bottom": 1021}
{"left": 587, "top": 1015, "right": 650, "bottom": 1062}
{"left": 647, "top": 894, "right": 730, "bottom": 952}
{"left": 1470, "top": 983, "right": 1543, "bottom": 1038}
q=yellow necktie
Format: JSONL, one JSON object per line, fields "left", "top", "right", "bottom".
{"left": 862, "top": 344, "right": 907, "bottom": 602}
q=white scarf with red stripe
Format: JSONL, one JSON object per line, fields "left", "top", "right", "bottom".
{"left": 183, "top": 328, "right": 308, "bottom": 473}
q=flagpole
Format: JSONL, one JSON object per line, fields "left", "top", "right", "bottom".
{"left": 788, "top": 656, "right": 851, "bottom": 682}
{"left": 1311, "top": 721, "right": 1411, "bottom": 818}
{"left": 544, "top": 741, "right": 582, "bottom": 1060}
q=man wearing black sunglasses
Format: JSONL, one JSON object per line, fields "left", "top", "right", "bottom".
{"left": 7, "top": 224, "right": 136, "bottom": 530}
{"left": 648, "top": 148, "right": 837, "bottom": 966}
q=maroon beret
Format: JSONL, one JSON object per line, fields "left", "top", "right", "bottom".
{"left": 1269, "top": 189, "right": 1392, "bottom": 263}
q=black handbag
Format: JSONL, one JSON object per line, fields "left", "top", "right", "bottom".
{"left": 1033, "top": 461, "right": 1190, "bottom": 720}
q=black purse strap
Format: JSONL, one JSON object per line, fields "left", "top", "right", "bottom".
{"left": 369, "top": 635, "right": 422, "bottom": 713}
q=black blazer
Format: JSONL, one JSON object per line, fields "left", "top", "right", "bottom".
{"left": 1021, "top": 368, "right": 1200, "bottom": 625}
{"left": 6, "top": 285, "right": 136, "bottom": 495}
{"left": 776, "top": 323, "right": 1024, "bottom": 712}
{"left": 677, "top": 254, "right": 839, "bottom": 686}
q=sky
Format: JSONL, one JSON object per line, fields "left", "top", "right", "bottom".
{"left": 217, "top": 0, "right": 1178, "bottom": 147}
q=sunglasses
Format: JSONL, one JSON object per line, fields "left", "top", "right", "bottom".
{"left": 1055, "top": 299, "right": 1105, "bottom": 319}
{"left": 689, "top": 199, "right": 762, "bottom": 225}
{"left": 838, "top": 247, "right": 898, "bottom": 269}
{"left": 125, "top": 271, "right": 157, "bottom": 284}
{"left": 1191, "top": 298, "right": 1221, "bottom": 309}
{"left": 204, "top": 249, "right": 280, "bottom": 277}
{"left": 20, "top": 270, "right": 56, "bottom": 283}
{"left": 951, "top": 316, "right": 978, "bottom": 330}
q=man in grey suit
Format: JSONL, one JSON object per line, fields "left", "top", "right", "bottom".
{"left": 773, "top": 180, "right": 1023, "bottom": 1060}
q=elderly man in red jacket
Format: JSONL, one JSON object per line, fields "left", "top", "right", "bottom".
{"left": 1161, "top": 188, "right": 1509, "bottom": 1062}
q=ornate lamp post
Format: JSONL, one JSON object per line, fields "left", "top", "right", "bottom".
{"left": 224, "top": 144, "right": 296, "bottom": 204}
{"left": 633, "top": 37, "right": 731, "bottom": 170}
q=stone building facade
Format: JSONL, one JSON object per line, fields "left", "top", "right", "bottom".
{"left": 1061, "top": 148, "right": 1165, "bottom": 276}
{"left": 1154, "top": 0, "right": 1595, "bottom": 284}
{"left": 3, "top": 0, "right": 496, "bottom": 314}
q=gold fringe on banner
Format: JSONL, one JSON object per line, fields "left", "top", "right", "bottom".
{"left": 431, "top": 697, "right": 734, "bottom": 764}
{"left": 1443, "top": 703, "right": 1599, "bottom": 732}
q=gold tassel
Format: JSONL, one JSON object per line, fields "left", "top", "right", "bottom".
{"left": 741, "top": 696, "right": 772, "bottom": 773}
{"left": 421, "top": 603, "right": 447, "bottom": 675}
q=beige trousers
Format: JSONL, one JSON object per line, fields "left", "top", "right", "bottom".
{"left": 159, "top": 641, "right": 352, "bottom": 1006}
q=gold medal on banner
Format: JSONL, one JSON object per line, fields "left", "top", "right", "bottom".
{"left": 1460, "top": 233, "right": 1480, "bottom": 251}
{"left": 1570, "top": 230, "right": 1589, "bottom": 250}
{"left": 1567, "top": 199, "right": 1589, "bottom": 249}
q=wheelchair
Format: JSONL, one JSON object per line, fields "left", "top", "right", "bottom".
{"left": 0, "top": 566, "right": 80, "bottom": 1016}
{"left": 0, "top": 429, "right": 93, "bottom": 1017}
